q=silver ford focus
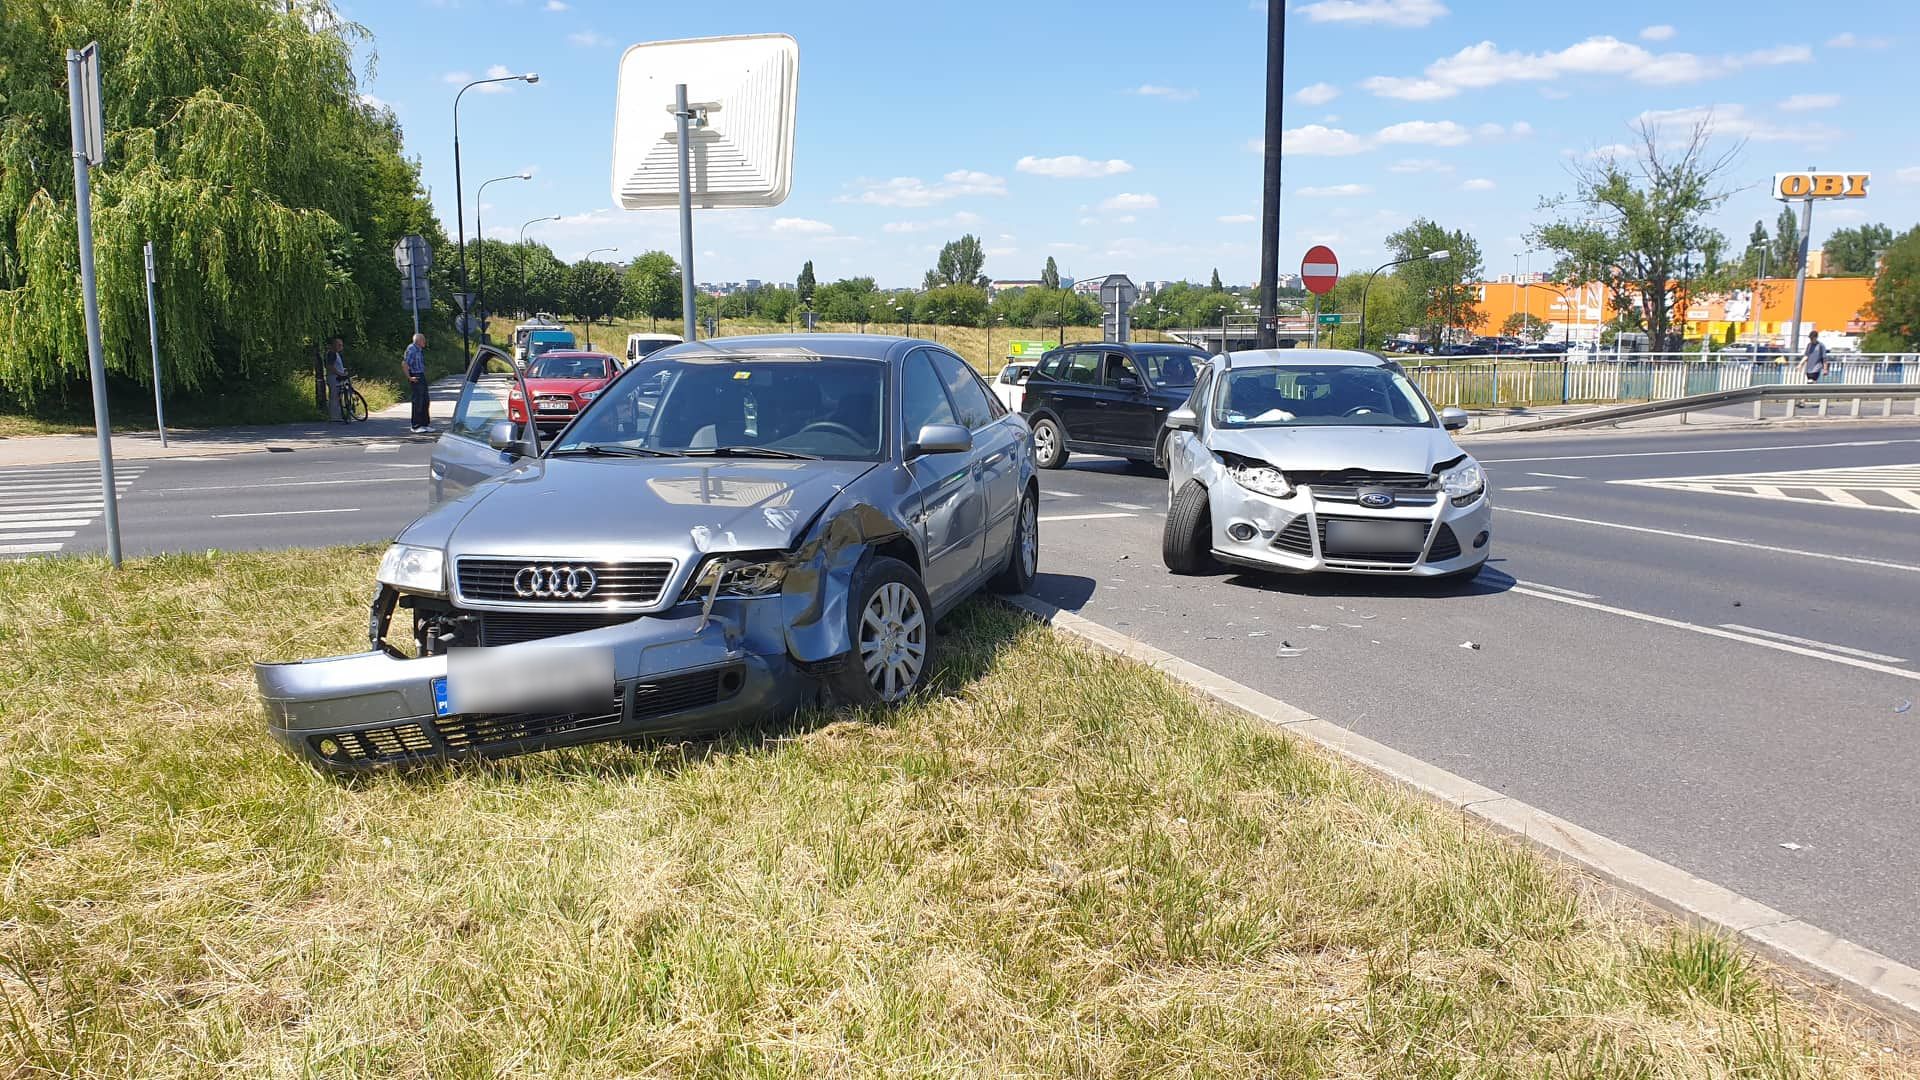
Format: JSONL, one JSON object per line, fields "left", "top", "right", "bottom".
{"left": 254, "top": 336, "right": 1038, "bottom": 774}
{"left": 1161, "top": 348, "right": 1491, "bottom": 580}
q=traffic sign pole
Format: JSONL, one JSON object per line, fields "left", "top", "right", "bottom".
{"left": 68, "top": 43, "right": 121, "bottom": 568}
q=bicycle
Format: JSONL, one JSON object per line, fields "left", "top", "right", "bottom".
{"left": 337, "top": 375, "right": 369, "bottom": 423}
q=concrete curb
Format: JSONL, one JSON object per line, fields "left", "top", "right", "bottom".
{"left": 1003, "top": 594, "right": 1920, "bottom": 1026}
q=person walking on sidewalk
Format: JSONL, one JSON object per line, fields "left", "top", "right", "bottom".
{"left": 1802, "top": 330, "right": 1829, "bottom": 385}
{"left": 325, "top": 336, "right": 350, "bottom": 423}
{"left": 403, "top": 333, "right": 431, "bottom": 433}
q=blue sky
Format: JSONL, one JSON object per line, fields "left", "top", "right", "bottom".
{"left": 343, "top": 0, "right": 1917, "bottom": 289}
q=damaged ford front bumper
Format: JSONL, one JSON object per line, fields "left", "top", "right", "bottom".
{"left": 253, "top": 601, "right": 816, "bottom": 774}
{"left": 1204, "top": 482, "right": 1492, "bottom": 576}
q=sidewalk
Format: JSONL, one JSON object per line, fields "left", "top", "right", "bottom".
{"left": 0, "top": 378, "right": 463, "bottom": 468}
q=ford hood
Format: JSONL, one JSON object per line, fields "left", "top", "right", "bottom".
{"left": 1205, "top": 424, "right": 1467, "bottom": 476}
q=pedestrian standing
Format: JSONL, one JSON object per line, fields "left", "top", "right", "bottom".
{"left": 325, "top": 336, "right": 350, "bottom": 423}
{"left": 1801, "top": 330, "right": 1829, "bottom": 384}
{"left": 404, "top": 333, "right": 431, "bottom": 433}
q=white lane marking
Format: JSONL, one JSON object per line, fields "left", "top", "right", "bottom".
{"left": 1891, "top": 490, "right": 1920, "bottom": 510}
{"left": 1814, "top": 486, "right": 1869, "bottom": 506}
{"left": 209, "top": 507, "right": 362, "bottom": 519}
{"left": 0, "top": 480, "right": 135, "bottom": 491}
{"left": 0, "top": 502, "right": 105, "bottom": 513}
{"left": 0, "top": 518, "right": 91, "bottom": 529}
{"left": 1102, "top": 501, "right": 1151, "bottom": 511}
{"left": 150, "top": 476, "right": 418, "bottom": 494}
{"left": 1511, "top": 586, "right": 1920, "bottom": 683}
{"left": 1042, "top": 490, "right": 1083, "bottom": 498}
{"left": 0, "top": 530, "right": 77, "bottom": 541}
{"left": 1039, "top": 512, "right": 1136, "bottom": 523}
{"left": 1719, "top": 624, "right": 1906, "bottom": 664}
{"left": 1520, "top": 582, "right": 1599, "bottom": 599}
{"left": 379, "top": 462, "right": 422, "bottom": 469}
{"left": 364, "top": 443, "right": 402, "bottom": 454}
{"left": 0, "top": 511, "right": 104, "bottom": 524}
{"left": 0, "top": 543, "right": 62, "bottom": 555}
{"left": 1479, "top": 438, "right": 1920, "bottom": 464}
{"left": 1526, "top": 472, "right": 1584, "bottom": 479}
{"left": 1500, "top": 507, "right": 1920, "bottom": 575}
{"left": 1502, "top": 485, "right": 1554, "bottom": 492}
{"left": 1614, "top": 463, "right": 1920, "bottom": 516}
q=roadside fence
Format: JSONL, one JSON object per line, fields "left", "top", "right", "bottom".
{"left": 1407, "top": 353, "right": 1920, "bottom": 409}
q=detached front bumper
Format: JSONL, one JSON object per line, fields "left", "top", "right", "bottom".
{"left": 1205, "top": 483, "right": 1492, "bottom": 576}
{"left": 253, "top": 605, "right": 814, "bottom": 774}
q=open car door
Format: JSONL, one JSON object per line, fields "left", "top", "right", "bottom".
{"left": 429, "top": 345, "right": 539, "bottom": 507}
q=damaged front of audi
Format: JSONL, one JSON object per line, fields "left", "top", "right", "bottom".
{"left": 254, "top": 337, "right": 1038, "bottom": 775}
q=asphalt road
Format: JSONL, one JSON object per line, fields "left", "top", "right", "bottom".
{"left": 8, "top": 421, "right": 1920, "bottom": 968}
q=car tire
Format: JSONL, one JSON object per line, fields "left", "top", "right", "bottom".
{"left": 1162, "top": 481, "right": 1217, "bottom": 575}
{"left": 988, "top": 489, "right": 1039, "bottom": 594}
{"left": 828, "top": 556, "right": 935, "bottom": 707}
{"left": 1031, "top": 416, "right": 1069, "bottom": 470}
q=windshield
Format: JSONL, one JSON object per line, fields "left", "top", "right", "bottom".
{"left": 1215, "top": 365, "right": 1434, "bottom": 429}
{"left": 528, "top": 335, "right": 575, "bottom": 358}
{"left": 630, "top": 338, "right": 679, "bottom": 359}
{"left": 527, "top": 355, "right": 612, "bottom": 379}
{"left": 1133, "top": 348, "right": 1202, "bottom": 388}
{"left": 551, "top": 357, "right": 888, "bottom": 461}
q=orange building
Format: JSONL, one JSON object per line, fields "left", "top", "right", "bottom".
{"left": 1469, "top": 277, "right": 1876, "bottom": 344}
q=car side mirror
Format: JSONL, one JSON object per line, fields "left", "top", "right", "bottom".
{"left": 1116, "top": 375, "right": 1143, "bottom": 393}
{"left": 1165, "top": 405, "right": 1199, "bottom": 432}
{"left": 909, "top": 422, "right": 972, "bottom": 458}
{"left": 487, "top": 419, "right": 528, "bottom": 455}
{"left": 1441, "top": 406, "right": 1470, "bottom": 431}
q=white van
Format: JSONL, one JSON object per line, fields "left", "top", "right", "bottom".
{"left": 626, "top": 332, "right": 684, "bottom": 363}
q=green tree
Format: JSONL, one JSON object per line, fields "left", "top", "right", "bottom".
{"left": 1209, "top": 268, "right": 1223, "bottom": 290}
{"left": 1500, "top": 312, "right": 1550, "bottom": 341}
{"left": 796, "top": 260, "right": 816, "bottom": 307}
{"left": 1386, "top": 218, "right": 1486, "bottom": 342}
{"left": 926, "top": 235, "right": 989, "bottom": 289}
{"left": 1040, "top": 256, "right": 1060, "bottom": 290}
{"left": 1823, "top": 223, "right": 1894, "bottom": 276}
{"left": 621, "top": 251, "right": 680, "bottom": 329}
{"left": 1863, "top": 225, "right": 1920, "bottom": 351}
{"left": 1532, "top": 120, "right": 1736, "bottom": 350}
{"left": 813, "top": 277, "right": 876, "bottom": 324}
{"left": 563, "top": 259, "right": 624, "bottom": 324}
{"left": 1771, "top": 205, "right": 1802, "bottom": 274}
{"left": 914, "top": 284, "right": 989, "bottom": 325}
{"left": 1740, "top": 219, "right": 1771, "bottom": 278}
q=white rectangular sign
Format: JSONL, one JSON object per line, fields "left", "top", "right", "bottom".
{"left": 611, "top": 34, "right": 798, "bottom": 210}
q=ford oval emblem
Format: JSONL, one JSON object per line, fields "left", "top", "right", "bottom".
{"left": 1358, "top": 491, "right": 1396, "bottom": 509}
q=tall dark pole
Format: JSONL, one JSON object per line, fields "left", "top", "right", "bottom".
{"left": 453, "top": 73, "right": 537, "bottom": 368}
{"left": 474, "top": 173, "right": 529, "bottom": 344}
{"left": 1256, "top": 0, "right": 1285, "bottom": 349}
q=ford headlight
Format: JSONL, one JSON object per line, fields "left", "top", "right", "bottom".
{"left": 1439, "top": 460, "right": 1486, "bottom": 506}
{"left": 683, "top": 553, "right": 788, "bottom": 601}
{"left": 377, "top": 544, "right": 446, "bottom": 595}
{"left": 1224, "top": 456, "right": 1292, "bottom": 499}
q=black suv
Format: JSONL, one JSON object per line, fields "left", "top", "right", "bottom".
{"left": 1020, "top": 341, "right": 1208, "bottom": 470}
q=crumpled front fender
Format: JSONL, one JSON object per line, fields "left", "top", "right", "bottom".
{"left": 777, "top": 502, "right": 903, "bottom": 665}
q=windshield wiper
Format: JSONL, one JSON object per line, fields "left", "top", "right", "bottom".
{"left": 548, "top": 443, "right": 681, "bottom": 458}
{"left": 680, "top": 445, "right": 819, "bottom": 460}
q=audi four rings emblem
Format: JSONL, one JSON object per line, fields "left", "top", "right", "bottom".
{"left": 513, "top": 564, "right": 598, "bottom": 599}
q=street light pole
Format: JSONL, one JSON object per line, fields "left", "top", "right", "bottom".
{"left": 474, "top": 171, "right": 531, "bottom": 338}
{"left": 1357, "top": 249, "right": 1449, "bottom": 353}
{"left": 518, "top": 214, "right": 560, "bottom": 319}
{"left": 582, "top": 246, "right": 617, "bottom": 347}
{"left": 454, "top": 71, "right": 539, "bottom": 368}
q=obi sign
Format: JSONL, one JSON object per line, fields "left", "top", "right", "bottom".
{"left": 1772, "top": 172, "right": 1869, "bottom": 200}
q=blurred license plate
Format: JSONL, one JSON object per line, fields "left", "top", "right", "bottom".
{"left": 1324, "top": 519, "right": 1426, "bottom": 554}
{"left": 442, "top": 645, "right": 614, "bottom": 716}
{"left": 537, "top": 401, "right": 570, "bottom": 411}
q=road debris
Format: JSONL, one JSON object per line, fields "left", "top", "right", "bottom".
{"left": 1897, "top": 699, "right": 1913, "bottom": 714}
{"left": 1779, "top": 842, "right": 1803, "bottom": 851}
{"left": 1275, "top": 641, "right": 1305, "bottom": 658}
{"left": 1459, "top": 641, "right": 1481, "bottom": 650}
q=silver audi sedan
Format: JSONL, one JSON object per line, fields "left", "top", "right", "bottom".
{"left": 1161, "top": 348, "right": 1491, "bottom": 580}
{"left": 254, "top": 337, "right": 1038, "bottom": 774}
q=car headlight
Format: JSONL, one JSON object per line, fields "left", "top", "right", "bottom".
{"left": 682, "top": 552, "right": 788, "bottom": 601}
{"left": 580, "top": 389, "right": 603, "bottom": 401}
{"left": 376, "top": 543, "right": 447, "bottom": 595}
{"left": 1224, "top": 455, "right": 1292, "bottom": 499}
{"left": 1439, "top": 459, "right": 1486, "bottom": 505}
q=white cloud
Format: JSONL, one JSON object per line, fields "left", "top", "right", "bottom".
{"left": 772, "top": 217, "right": 834, "bottom": 234}
{"left": 882, "top": 211, "right": 984, "bottom": 234}
{"left": 357, "top": 92, "right": 388, "bottom": 111}
{"left": 1898, "top": 167, "right": 1920, "bottom": 184}
{"left": 1827, "top": 32, "right": 1891, "bottom": 49}
{"left": 567, "top": 30, "right": 615, "bottom": 48}
{"left": 1298, "top": 183, "right": 1372, "bottom": 197}
{"left": 1217, "top": 213, "right": 1257, "bottom": 223}
{"left": 1778, "top": 92, "right": 1840, "bottom": 111}
{"left": 1362, "top": 35, "right": 1811, "bottom": 100}
{"left": 1015, "top": 155, "right": 1135, "bottom": 179}
{"left": 1099, "top": 192, "right": 1160, "bottom": 211}
{"left": 1254, "top": 124, "right": 1369, "bottom": 156}
{"left": 1376, "top": 119, "right": 1471, "bottom": 146}
{"left": 1387, "top": 158, "right": 1452, "bottom": 173}
{"left": 544, "top": 0, "right": 568, "bottom": 8}
{"left": 1565, "top": 142, "right": 1636, "bottom": 161}
{"left": 1296, "top": 82, "right": 1340, "bottom": 106}
{"left": 1252, "top": 118, "right": 1485, "bottom": 156}
{"left": 838, "top": 169, "right": 1007, "bottom": 207}
{"left": 1475, "top": 121, "right": 1534, "bottom": 139}
{"left": 1114, "top": 215, "right": 1137, "bottom": 224}
{"left": 1636, "top": 104, "right": 1837, "bottom": 146}
{"left": 1297, "top": 0, "right": 1448, "bottom": 28}
{"left": 1639, "top": 24, "right": 1675, "bottom": 42}
{"left": 1133, "top": 84, "right": 1197, "bottom": 102}
{"left": 1461, "top": 178, "right": 1496, "bottom": 191}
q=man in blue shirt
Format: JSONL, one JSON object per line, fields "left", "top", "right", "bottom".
{"left": 403, "top": 333, "right": 430, "bottom": 432}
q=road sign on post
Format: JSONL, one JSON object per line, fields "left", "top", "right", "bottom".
{"left": 1301, "top": 246, "right": 1339, "bottom": 295}
{"left": 68, "top": 41, "right": 121, "bottom": 567}
{"left": 394, "top": 235, "right": 433, "bottom": 334}
{"left": 1098, "top": 274, "right": 1139, "bottom": 343}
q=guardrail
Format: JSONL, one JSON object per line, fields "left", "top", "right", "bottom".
{"left": 1407, "top": 354, "right": 1920, "bottom": 409}
{"left": 1481, "top": 383, "right": 1920, "bottom": 433}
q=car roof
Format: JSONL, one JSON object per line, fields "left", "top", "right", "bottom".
{"left": 654, "top": 334, "right": 933, "bottom": 363}
{"left": 530, "top": 350, "right": 616, "bottom": 360}
{"left": 1215, "top": 347, "right": 1391, "bottom": 370}
{"left": 627, "top": 332, "right": 683, "bottom": 341}
{"left": 1053, "top": 340, "right": 1205, "bottom": 353}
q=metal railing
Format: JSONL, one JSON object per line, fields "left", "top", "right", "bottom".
{"left": 1407, "top": 353, "right": 1920, "bottom": 410}
{"left": 1483, "top": 383, "right": 1920, "bottom": 433}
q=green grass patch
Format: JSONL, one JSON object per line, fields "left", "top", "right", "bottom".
{"left": 0, "top": 549, "right": 1910, "bottom": 1076}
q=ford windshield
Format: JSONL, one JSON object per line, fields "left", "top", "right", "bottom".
{"left": 1215, "top": 365, "right": 1434, "bottom": 429}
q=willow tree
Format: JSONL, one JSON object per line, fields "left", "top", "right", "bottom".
{"left": 0, "top": 0, "right": 443, "bottom": 408}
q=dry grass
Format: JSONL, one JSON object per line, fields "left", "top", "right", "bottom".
{"left": 2, "top": 548, "right": 1915, "bottom": 1077}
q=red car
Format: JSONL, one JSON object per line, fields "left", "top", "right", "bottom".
{"left": 508, "top": 350, "right": 621, "bottom": 431}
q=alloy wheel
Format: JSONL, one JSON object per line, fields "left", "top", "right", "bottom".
{"left": 1033, "top": 422, "right": 1057, "bottom": 463}
{"left": 859, "top": 581, "right": 927, "bottom": 702}
{"left": 1019, "top": 497, "right": 1038, "bottom": 578}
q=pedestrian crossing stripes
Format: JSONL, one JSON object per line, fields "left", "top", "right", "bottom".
{"left": 0, "top": 463, "right": 144, "bottom": 558}
{"left": 1613, "top": 463, "right": 1920, "bottom": 514}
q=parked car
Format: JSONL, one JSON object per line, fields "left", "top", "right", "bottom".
{"left": 626, "top": 332, "right": 684, "bottom": 363}
{"left": 523, "top": 328, "right": 577, "bottom": 366}
{"left": 253, "top": 336, "right": 1038, "bottom": 774}
{"left": 510, "top": 318, "right": 563, "bottom": 364}
{"left": 990, "top": 360, "right": 1037, "bottom": 413}
{"left": 508, "top": 350, "right": 621, "bottom": 433}
{"left": 1435, "top": 342, "right": 1479, "bottom": 357}
{"left": 1160, "top": 348, "right": 1491, "bottom": 582}
{"left": 1020, "top": 341, "right": 1210, "bottom": 471}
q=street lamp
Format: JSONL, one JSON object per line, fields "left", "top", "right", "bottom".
{"left": 581, "top": 246, "right": 617, "bottom": 347}
{"left": 1357, "top": 249, "right": 1449, "bottom": 352}
{"left": 517, "top": 214, "right": 561, "bottom": 319}
{"left": 454, "top": 70, "right": 539, "bottom": 366}
{"left": 474, "top": 170, "right": 532, "bottom": 339}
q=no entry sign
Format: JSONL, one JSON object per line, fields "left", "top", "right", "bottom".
{"left": 1301, "top": 245, "right": 1338, "bottom": 295}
